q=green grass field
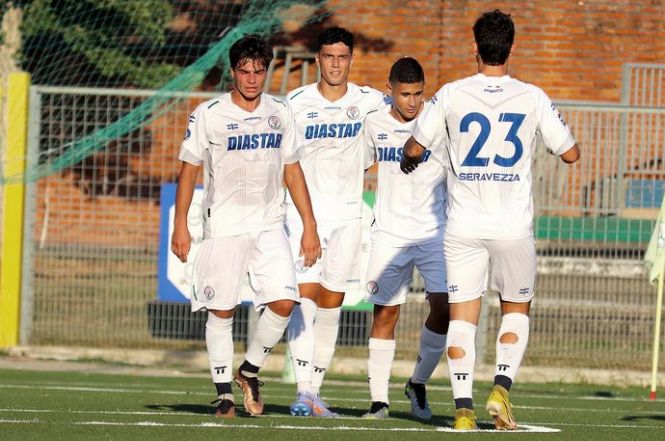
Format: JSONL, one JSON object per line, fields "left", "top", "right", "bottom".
{"left": 1, "top": 365, "right": 665, "bottom": 441}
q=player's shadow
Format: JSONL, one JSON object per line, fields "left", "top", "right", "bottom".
{"left": 146, "top": 403, "right": 297, "bottom": 417}
{"left": 622, "top": 415, "right": 665, "bottom": 422}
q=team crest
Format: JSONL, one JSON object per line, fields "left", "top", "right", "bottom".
{"left": 204, "top": 286, "right": 215, "bottom": 300}
{"left": 294, "top": 258, "right": 308, "bottom": 273}
{"left": 366, "top": 280, "right": 378, "bottom": 296}
{"left": 268, "top": 115, "right": 281, "bottom": 129}
{"left": 346, "top": 106, "right": 360, "bottom": 120}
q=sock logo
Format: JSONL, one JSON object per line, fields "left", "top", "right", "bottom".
{"left": 497, "top": 364, "right": 510, "bottom": 372}
{"left": 263, "top": 346, "right": 273, "bottom": 354}
{"left": 454, "top": 372, "right": 468, "bottom": 380}
{"left": 314, "top": 366, "right": 326, "bottom": 374}
{"left": 214, "top": 365, "right": 227, "bottom": 375}
{"left": 296, "top": 359, "right": 309, "bottom": 367}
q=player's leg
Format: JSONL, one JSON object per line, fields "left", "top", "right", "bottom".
{"left": 443, "top": 234, "right": 489, "bottom": 430}
{"left": 237, "top": 228, "right": 300, "bottom": 416}
{"left": 362, "top": 245, "right": 411, "bottom": 419}
{"left": 485, "top": 236, "right": 536, "bottom": 430}
{"left": 192, "top": 236, "right": 253, "bottom": 418}
{"left": 284, "top": 217, "right": 325, "bottom": 415}
{"left": 406, "top": 242, "right": 449, "bottom": 420}
{"left": 306, "top": 219, "right": 362, "bottom": 417}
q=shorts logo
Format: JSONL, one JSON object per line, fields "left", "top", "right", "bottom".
{"left": 346, "top": 106, "right": 360, "bottom": 120}
{"left": 204, "top": 286, "right": 215, "bottom": 300}
{"left": 285, "top": 285, "right": 297, "bottom": 293}
{"left": 366, "top": 280, "right": 378, "bottom": 296}
{"left": 268, "top": 115, "right": 281, "bottom": 129}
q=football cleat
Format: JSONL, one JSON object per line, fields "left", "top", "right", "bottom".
{"left": 361, "top": 401, "right": 389, "bottom": 419}
{"left": 234, "top": 369, "right": 264, "bottom": 416}
{"left": 290, "top": 393, "right": 313, "bottom": 417}
{"left": 486, "top": 385, "right": 517, "bottom": 430}
{"left": 211, "top": 398, "right": 236, "bottom": 418}
{"left": 453, "top": 408, "right": 478, "bottom": 430}
{"left": 309, "top": 393, "right": 339, "bottom": 418}
{"left": 404, "top": 379, "right": 432, "bottom": 421}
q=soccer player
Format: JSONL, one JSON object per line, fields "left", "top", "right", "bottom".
{"left": 360, "top": 57, "right": 449, "bottom": 420}
{"left": 171, "top": 35, "right": 321, "bottom": 418}
{"left": 401, "top": 10, "right": 580, "bottom": 430}
{"left": 285, "top": 27, "right": 385, "bottom": 417}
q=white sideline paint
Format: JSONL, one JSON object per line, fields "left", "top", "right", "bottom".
{"left": 73, "top": 420, "right": 561, "bottom": 433}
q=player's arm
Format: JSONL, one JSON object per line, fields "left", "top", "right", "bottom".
{"left": 560, "top": 143, "right": 580, "bottom": 164}
{"left": 284, "top": 162, "right": 321, "bottom": 267}
{"left": 171, "top": 162, "right": 200, "bottom": 263}
{"left": 400, "top": 136, "right": 427, "bottom": 174}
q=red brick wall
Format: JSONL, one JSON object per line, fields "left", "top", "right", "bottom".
{"left": 326, "top": 0, "right": 665, "bottom": 102}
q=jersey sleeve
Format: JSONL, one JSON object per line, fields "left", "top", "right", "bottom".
{"left": 280, "top": 102, "right": 299, "bottom": 165}
{"left": 412, "top": 87, "right": 447, "bottom": 150}
{"left": 362, "top": 118, "right": 377, "bottom": 169}
{"left": 177, "top": 102, "right": 208, "bottom": 165}
{"left": 536, "top": 88, "right": 576, "bottom": 156}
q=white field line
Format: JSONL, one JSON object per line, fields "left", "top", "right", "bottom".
{"left": 1, "top": 383, "right": 661, "bottom": 406}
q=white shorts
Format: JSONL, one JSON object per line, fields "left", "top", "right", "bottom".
{"left": 191, "top": 228, "right": 299, "bottom": 312}
{"left": 365, "top": 241, "right": 447, "bottom": 306}
{"left": 444, "top": 233, "right": 536, "bottom": 303}
{"left": 285, "top": 216, "right": 362, "bottom": 293}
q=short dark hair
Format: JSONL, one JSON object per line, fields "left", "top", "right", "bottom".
{"left": 473, "top": 10, "right": 515, "bottom": 66}
{"left": 317, "top": 27, "right": 354, "bottom": 53}
{"left": 389, "top": 57, "right": 424, "bottom": 84}
{"left": 229, "top": 34, "right": 274, "bottom": 70}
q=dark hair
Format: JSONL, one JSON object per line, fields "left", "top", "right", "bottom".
{"left": 473, "top": 10, "right": 515, "bottom": 66}
{"left": 229, "top": 34, "right": 274, "bottom": 70}
{"left": 389, "top": 57, "right": 424, "bottom": 84}
{"left": 317, "top": 27, "right": 354, "bottom": 53}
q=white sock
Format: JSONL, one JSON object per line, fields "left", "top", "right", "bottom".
{"left": 495, "top": 313, "right": 529, "bottom": 383}
{"left": 287, "top": 298, "right": 317, "bottom": 394}
{"left": 245, "top": 307, "right": 290, "bottom": 368}
{"left": 205, "top": 313, "right": 234, "bottom": 384}
{"left": 368, "top": 338, "right": 396, "bottom": 404}
{"left": 446, "top": 320, "right": 477, "bottom": 401}
{"left": 311, "top": 306, "right": 341, "bottom": 394}
{"left": 411, "top": 326, "right": 447, "bottom": 384}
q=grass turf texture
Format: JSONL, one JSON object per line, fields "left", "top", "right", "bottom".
{"left": 1, "top": 367, "right": 664, "bottom": 440}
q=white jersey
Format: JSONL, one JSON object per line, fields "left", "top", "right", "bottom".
{"left": 364, "top": 102, "right": 447, "bottom": 246}
{"left": 413, "top": 73, "right": 576, "bottom": 239}
{"left": 178, "top": 92, "right": 298, "bottom": 239}
{"left": 286, "top": 82, "right": 386, "bottom": 221}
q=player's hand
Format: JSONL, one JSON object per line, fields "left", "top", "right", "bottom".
{"left": 400, "top": 155, "right": 420, "bottom": 174}
{"left": 299, "top": 224, "right": 321, "bottom": 267}
{"left": 171, "top": 223, "right": 192, "bottom": 263}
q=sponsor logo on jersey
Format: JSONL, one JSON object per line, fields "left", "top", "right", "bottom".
{"left": 268, "top": 115, "right": 281, "bottom": 129}
{"left": 366, "top": 280, "right": 379, "bottom": 295}
{"left": 227, "top": 123, "right": 239, "bottom": 130}
{"left": 307, "top": 111, "right": 318, "bottom": 119}
{"left": 227, "top": 133, "right": 282, "bottom": 150}
{"left": 377, "top": 133, "right": 388, "bottom": 140}
{"left": 458, "top": 172, "right": 521, "bottom": 182}
{"left": 377, "top": 147, "right": 431, "bottom": 162}
{"left": 346, "top": 106, "right": 360, "bottom": 120}
{"left": 304, "top": 122, "right": 362, "bottom": 140}
{"left": 204, "top": 286, "right": 215, "bottom": 300}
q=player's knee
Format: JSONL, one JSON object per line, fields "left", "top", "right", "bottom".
{"left": 267, "top": 299, "right": 296, "bottom": 317}
{"left": 210, "top": 308, "right": 235, "bottom": 319}
{"left": 447, "top": 346, "right": 466, "bottom": 359}
{"left": 499, "top": 331, "right": 519, "bottom": 344}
